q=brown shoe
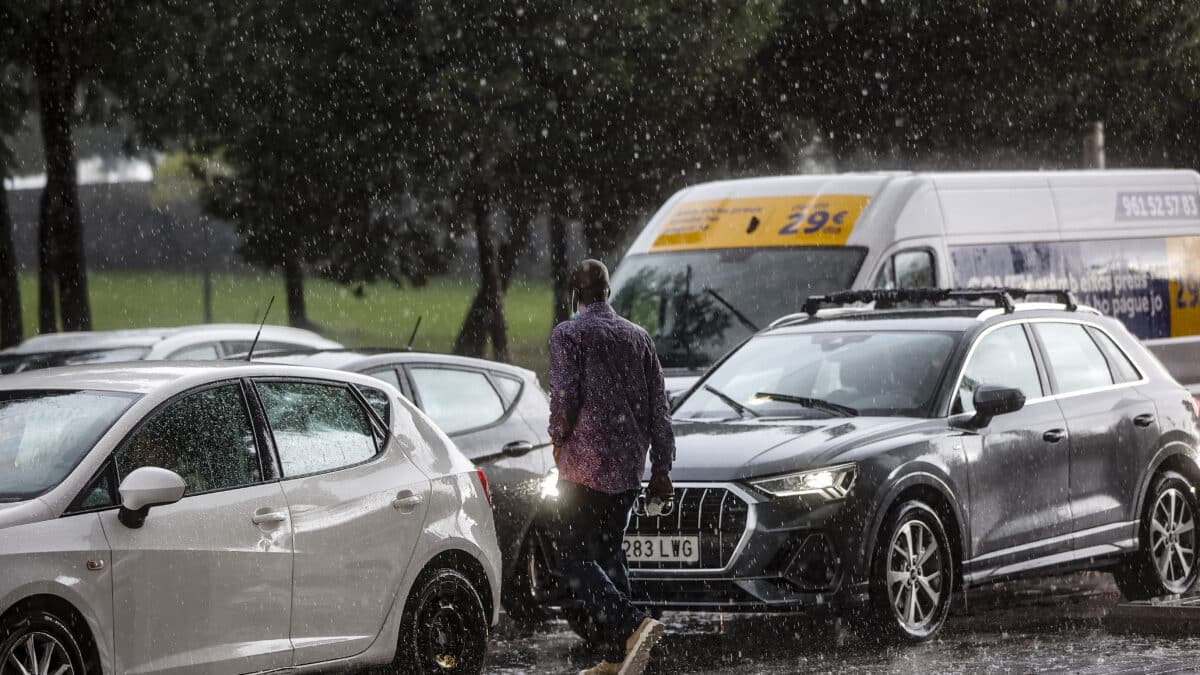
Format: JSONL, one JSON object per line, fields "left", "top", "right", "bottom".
{"left": 618, "top": 617, "right": 665, "bottom": 675}
{"left": 578, "top": 660, "right": 620, "bottom": 675}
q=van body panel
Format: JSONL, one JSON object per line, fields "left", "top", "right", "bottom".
{"left": 614, "top": 169, "right": 1200, "bottom": 391}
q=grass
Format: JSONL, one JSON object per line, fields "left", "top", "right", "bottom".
{"left": 17, "top": 272, "right": 554, "bottom": 374}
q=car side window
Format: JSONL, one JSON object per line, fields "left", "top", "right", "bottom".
{"left": 409, "top": 367, "right": 505, "bottom": 434}
{"left": 873, "top": 250, "right": 935, "bottom": 290}
{"left": 66, "top": 462, "right": 119, "bottom": 513}
{"left": 1086, "top": 326, "right": 1142, "bottom": 384}
{"left": 366, "top": 367, "right": 402, "bottom": 389}
{"left": 167, "top": 343, "right": 221, "bottom": 360}
{"left": 957, "top": 325, "right": 1043, "bottom": 413}
{"left": 356, "top": 384, "right": 391, "bottom": 427}
{"left": 1034, "top": 323, "right": 1115, "bottom": 393}
{"left": 493, "top": 374, "right": 523, "bottom": 404}
{"left": 256, "top": 381, "right": 378, "bottom": 476}
{"left": 114, "top": 384, "right": 262, "bottom": 495}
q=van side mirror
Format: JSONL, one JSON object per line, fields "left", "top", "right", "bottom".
{"left": 954, "top": 385, "right": 1026, "bottom": 430}
{"left": 118, "top": 467, "right": 186, "bottom": 529}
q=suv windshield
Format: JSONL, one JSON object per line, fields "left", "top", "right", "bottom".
{"left": 0, "top": 390, "right": 139, "bottom": 500}
{"left": 676, "top": 331, "right": 957, "bottom": 419}
{"left": 610, "top": 248, "right": 866, "bottom": 370}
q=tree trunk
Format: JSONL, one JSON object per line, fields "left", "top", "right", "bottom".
{"left": 453, "top": 210, "right": 532, "bottom": 357}
{"left": 0, "top": 182, "right": 23, "bottom": 347}
{"left": 549, "top": 212, "right": 570, "bottom": 324}
{"left": 35, "top": 6, "right": 91, "bottom": 333}
{"left": 472, "top": 190, "right": 509, "bottom": 362}
{"left": 283, "top": 257, "right": 307, "bottom": 328}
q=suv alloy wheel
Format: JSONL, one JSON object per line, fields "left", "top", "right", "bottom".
{"left": 867, "top": 500, "right": 954, "bottom": 642}
{"left": 1115, "top": 470, "right": 1200, "bottom": 600}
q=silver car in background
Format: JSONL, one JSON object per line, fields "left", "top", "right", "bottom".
{"left": 0, "top": 324, "right": 342, "bottom": 373}
{"left": 0, "top": 361, "right": 500, "bottom": 674}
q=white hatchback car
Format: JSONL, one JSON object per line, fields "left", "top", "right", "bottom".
{"left": 0, "top": 324, "right": 343, "bottom": 373}
{"left": 0, "top": 362, "right": 500, "bottom": 674}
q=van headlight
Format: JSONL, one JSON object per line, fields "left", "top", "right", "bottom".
{"left": 750, "top": 464, "right": 857, "bottom": 500}
{"left": 540, "top": 466, "right": 560, "bottom": 499}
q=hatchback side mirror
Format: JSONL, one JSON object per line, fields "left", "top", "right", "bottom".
{"left": 118, "top": 467, "right": 186, "bottom": 529}
{"left": 955, "top": 385, "right": 1026, "bottom": 430}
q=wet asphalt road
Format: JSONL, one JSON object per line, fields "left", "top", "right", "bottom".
{"left": 487, "top": 573, "right": 1200, "bottom": 674}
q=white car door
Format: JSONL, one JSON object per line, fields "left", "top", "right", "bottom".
{"left": 99, "top": 381, "right": 294, "bottom": 674}
{"left": 253, "top": 379, "right": 430, "bottom": 666}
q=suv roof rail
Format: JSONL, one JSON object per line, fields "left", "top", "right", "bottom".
{"left": 798, "top": 287, "right": 1080, "bottom": 317}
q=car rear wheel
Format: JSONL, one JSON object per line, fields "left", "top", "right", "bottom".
{"left": 394, "top": 568, "right": 489, "bottom": 675}
{"left": 0, "top": 608, "right": 88, "bottom": 675}
{"left": 1115, "top": 470, "right": 1200, "bottom": 600}
{"left": 866, "top": 500, "right": 954, "bottom": 643}
{"left": 502, "top": 537, "right": 552, "bottom": 626}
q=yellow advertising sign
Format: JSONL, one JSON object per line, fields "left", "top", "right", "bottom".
{"left": 1167, "top": 236, "right": 1200, "bottom": 337}
{"left": 650, "top": 194, "right": 871, "bottom": 252}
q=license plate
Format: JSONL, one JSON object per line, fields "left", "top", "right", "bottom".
{"left": 623, "top": 535, "right": 700, "bottom": 563}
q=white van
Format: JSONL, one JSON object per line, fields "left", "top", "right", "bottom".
{"left": 608, "top": 170, "right": 1200, "bottom": 393}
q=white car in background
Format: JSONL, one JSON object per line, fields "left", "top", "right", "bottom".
{"left": 0, "top": 362, "right": 500, "bottom": 674}
{"left": 0, "top": 324, "right": 342, "bottom": 373}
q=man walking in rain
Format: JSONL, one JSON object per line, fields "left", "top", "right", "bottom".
{"left": 548, "top": 259, "right": 676, "bottom": 675}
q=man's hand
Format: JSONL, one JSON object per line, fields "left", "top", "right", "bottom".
{"left": 648, "top": 472, "right": 673, "bottom": 499}
{"left": 553, "top": 445, "right": 561, "bottom": 466}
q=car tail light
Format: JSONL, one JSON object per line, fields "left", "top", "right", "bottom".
{"left": 476, "top": 468, "right": 492, "bottom": 506}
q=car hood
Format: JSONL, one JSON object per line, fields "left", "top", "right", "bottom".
{"left": 0, "top": 499, "right": 53, "bottom": 531}
{"left": 661, "top": 416, "right": 933, "bottom": 482}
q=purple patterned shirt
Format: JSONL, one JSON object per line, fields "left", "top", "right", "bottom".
{"left": 548, "top": 301, "right": 675, "bottom": 494}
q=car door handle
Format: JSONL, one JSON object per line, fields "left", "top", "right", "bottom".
{"left": 251, "top": 509, "right": 288, "bottom": 526}
{"left": 1134, "top": 413, "right": 1156, "bottom": 428}
{"left": 1043, "top": 428, "right": 1068, "bottom": 443}
{"left": 502, "top": 441, "right": 535, "bottom": 457}
{"left": 393, "top": 491, "right": 423, "bottom": 511}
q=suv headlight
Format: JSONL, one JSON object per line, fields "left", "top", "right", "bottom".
{"left": 750, "top": 464, "right": 857, "bottom": 500}
{"left": 540, "top": 466, "right": 560, "bottom": 499}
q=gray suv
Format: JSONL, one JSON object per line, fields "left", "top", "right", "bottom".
{"left": 534, "top": 289, "right": 1200, "bottom": 642}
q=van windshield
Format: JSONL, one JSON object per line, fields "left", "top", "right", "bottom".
{"left": 610, "top": 248, "right": 867, "bottom": 370}
{"left": 0, "top": 390, "right": 139, "bottom": 501}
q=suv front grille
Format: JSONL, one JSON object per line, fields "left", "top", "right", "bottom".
{"left": 626, "top": 486, "right": 750, "bottom": 570}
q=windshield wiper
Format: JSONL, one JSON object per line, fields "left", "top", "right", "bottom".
{"left": 704, "top": 384, "right": 759, "bottom": 418}
{"left": 753, "top": 392, "right": 858, "bottom": 418}
{"left": 704, "top": 288, "right": 760, "bottom": 333}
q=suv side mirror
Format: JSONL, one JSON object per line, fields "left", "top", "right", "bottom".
{"left": 118, "top": 467, "right": 186, "bottom": 529}
{"left": 955, "top": 385, "right": 1026, "bottom": 430}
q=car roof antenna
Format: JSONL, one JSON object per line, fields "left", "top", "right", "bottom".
{"left": 406, "top": 315, "right": 422, "bottom": 351}
{"left": 245, "top": 296, "right": 276, "bottom": 361}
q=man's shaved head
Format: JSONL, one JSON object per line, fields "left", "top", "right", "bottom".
{"left": 571, "top": 259, "right": 610, "bottom": 305}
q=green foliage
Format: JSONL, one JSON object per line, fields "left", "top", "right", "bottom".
{"left": 16, "top": 271, "right": 554, "bottom": 374}
{"left": 753, "top": 0, "right": 1200, "bottom": 168}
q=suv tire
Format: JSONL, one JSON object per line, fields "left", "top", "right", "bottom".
{"left": 0, "top": 607, "right": 88, "bottom": 675}
{"left": 1115, "top": 470, "right": 1200, "bottom": 600}
{"left": 866, "top": 500, "right": 954, "bottom": 643}
{"left": 393, "top": 567, "right": 488, "bottom": 674}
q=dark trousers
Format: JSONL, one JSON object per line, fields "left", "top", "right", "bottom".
{"left": 557, "top": 479, "right": 646, "bottom": 661}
